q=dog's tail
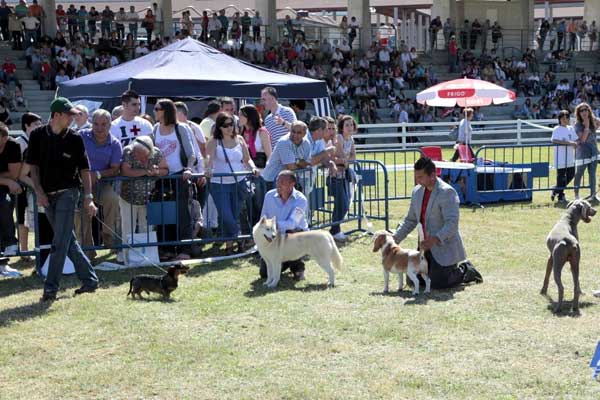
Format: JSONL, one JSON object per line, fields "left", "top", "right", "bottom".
{"left": 127, "top": 278, "right": 133, "bottom": 296}
{"left": 417, "top": 223, "right": 425, "bottom": 258}
{"left": 330, "top": 235, "right": 344, "bottom": 271}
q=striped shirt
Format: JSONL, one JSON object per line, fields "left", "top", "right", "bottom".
{"left": 261, "top": 134, "right": 311, "bottom": 182}
{"left": 264, "top": 104, "right": 297, "bottom": 148}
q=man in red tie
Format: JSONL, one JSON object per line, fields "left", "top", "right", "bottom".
{"left": 394, "top": 157, "right": 482, "bottom": 289}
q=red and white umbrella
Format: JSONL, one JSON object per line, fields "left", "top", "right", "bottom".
{"left": 416, "top": 78, "right": 516, "bottom": 107}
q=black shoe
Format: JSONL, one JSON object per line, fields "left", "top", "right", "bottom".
{"left": 40, "top": 292, "right": 57, "bottom": 302}
{"left": 462, "top": 264, "right": 483, "bottom": 284}
{"left": 551, "top": 193, "right": 556, "bottom": 202}
{"left": 74, "top": 285, "right": 98, "bottom": 295}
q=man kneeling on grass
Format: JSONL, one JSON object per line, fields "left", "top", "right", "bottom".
{"left": 393, "top": 157, "right": 483, "bottom": 289}
{"left": 259, "top": 170, "right": 308, "bottom": 281}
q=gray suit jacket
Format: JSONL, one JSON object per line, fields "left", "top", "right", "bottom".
{"left": 394, "top": 177, "right": 466, "bottom": 266}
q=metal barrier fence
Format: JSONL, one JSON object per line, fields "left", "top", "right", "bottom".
{"left": 473, "top": 143, "right": 597, "bottom": 196}
{"left": 9, "top": 163, "right": 389, "bottom": 269}
{"left": 356, "top": 149, "right": 423, "bottom": 201}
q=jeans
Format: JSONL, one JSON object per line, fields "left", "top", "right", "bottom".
{"left": 101, "top": 22, "right": 111, "bottom": 37}
{"left": 44, "top": 188, "right": 98, "bottom": 295}
{"left": 0, "top": 190, "right": 17, "bottom": 251}
{"left": 129, "top": 23, "right": 137, "bottom": 39}
{"left": 330, "top": 177, "right": 349, "bottom": 235}
{"left": 252, "top": 177, "right": 267, "bottom": 226}
{"left": 209, "top": 182, "right": 240, "bottom": 238}
{"left": 24, "top": 29, "right": 36, "bottom": 48}
{"left": 552, "top": 166, "right": 575, "bottom": 200}
{"left": 574, "top": 159, "right": 597, "bottom": 197}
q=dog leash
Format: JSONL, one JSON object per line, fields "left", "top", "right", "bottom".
{"left": 93, "top": 216, "right": 168, "bottom": 274}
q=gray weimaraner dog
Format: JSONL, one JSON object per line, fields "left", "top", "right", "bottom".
{"left": 541, "top": 199, "right": 596, "bottom": 314}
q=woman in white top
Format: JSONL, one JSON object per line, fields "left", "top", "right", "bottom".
{"left": 206, "top": 112, "right": 258, "bottom": 252}
{"left": 330, "top": 115, "right": 357, "bottom": 242}
{"left": 153, "top": 98, "right": 197, "bottom": 260}
{"left": 451, "top": 107, "right": 475, "bottom": 162}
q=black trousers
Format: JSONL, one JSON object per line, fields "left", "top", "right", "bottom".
{"left": 552, "top": 166, "right": 575, "bottom": 200}
{"left": 415, "top": 251, "right": 465, "bottom": 289}
{"left": 0, "top": 190, "right": 17, "bottom": 251}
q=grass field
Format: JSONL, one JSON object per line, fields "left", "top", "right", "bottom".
{"left": 2, "top": 191, "right": 600, "bottom": 399}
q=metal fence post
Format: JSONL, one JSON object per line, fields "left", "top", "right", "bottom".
{"left": 401, "top": 122, "right": 407, "bottom": 150}
{"left": 517, "top": 119, "right": 522, "bottom": 145}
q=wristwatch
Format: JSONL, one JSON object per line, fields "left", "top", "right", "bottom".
{"left": 84, "top": 193, "right": 94, "bottom": 200}
{"left": 95, "top": 171, "right": 102, "bottom": 180}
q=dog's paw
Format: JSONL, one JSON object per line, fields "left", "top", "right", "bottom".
{"left": 327, "top": 282, "right": 335, "bottom": 288}
{"left": 540, "top": 287, "right": 548, "bottom": 295}
{"left": 383, "top": 288, "right": 389, "bottom": 294}
{"left": 412, "top": 290, "right": 420, "bottom": 296}
{"left": 553, "top": 304, "right": 563, "bottom": 314}
{"left": 424, "top": 289, "right": 431, "bottom": 294}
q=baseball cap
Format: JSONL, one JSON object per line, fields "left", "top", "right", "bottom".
{"left": 50, "top": 97, "right": 78, "bottom": 114}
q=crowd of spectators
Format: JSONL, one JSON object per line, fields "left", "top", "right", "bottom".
{"left": 0, "top": 87, "right": 359, "bottom": 274}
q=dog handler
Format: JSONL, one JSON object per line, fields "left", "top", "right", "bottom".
{"left": 26, "top": 97, "right": 99, "bottom": 301}
{"left": 393, "top": 157, "right": 482, "bottom": 289}
{"left": 258, "top": 170, "right": 308, "bottom": 281}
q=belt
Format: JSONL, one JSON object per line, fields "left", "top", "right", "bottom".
{"left": 46, "top": 188, "right": 70, "bottom": 195}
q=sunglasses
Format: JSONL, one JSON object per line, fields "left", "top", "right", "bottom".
{"left": 580, "top": 108, "right": 590, "bottom": 112}
{"left": 222, "top": 122, "right": 234, "bottom": 128}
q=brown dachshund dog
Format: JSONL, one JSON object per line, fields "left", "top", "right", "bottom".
{"left": 127, "top": 264, "right": 190, "bottom": 300}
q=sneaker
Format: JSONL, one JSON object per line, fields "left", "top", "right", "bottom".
{"left": 2, "top": 244, "right": 18, "bottom": 256}
{"left": 593, "top": 290, "right": 600, "bottom": 298}
{"left": 116, "top": 251, "right": 124, "bottom": 263}
{"left": 333, "top": 232, "right": 347, "bottom": 241}
{"left": 74, "top": 285, "right": 98, "bottom": 295}
{"left": 0, "top": 264, "right": 22, "bottom": 278}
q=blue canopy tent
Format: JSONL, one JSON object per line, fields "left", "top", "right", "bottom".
{"left": 57, "top": 37, "right": 332, "bottom": 116}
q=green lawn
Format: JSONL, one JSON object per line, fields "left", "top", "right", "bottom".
{"left": 2, "top": 192, "right": 600, "bottom": 399}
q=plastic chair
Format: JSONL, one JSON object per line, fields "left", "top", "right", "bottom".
{"left": 457, "top": 144, "right": 475, "bottom": 163}
{"left": 421, "top": 146, "right": 443, "bottom": 176}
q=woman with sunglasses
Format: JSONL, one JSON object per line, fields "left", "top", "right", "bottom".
{"left": 330, "top": 115, "right": 357, "bottom": 242}
{"left": 573, "top": 102, "right": 600, "bottom": 202}
{"left": 152, "top": 98, "right": 198, "bottom": 260}
{"left": 239, "top": 104, "right": 272, "bottom": 225}
{"left": 206, "top": 112, "right": 258, "bottom": 253}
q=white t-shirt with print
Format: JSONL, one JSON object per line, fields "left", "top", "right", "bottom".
{"left": 551, "top": 125, "right": 577, "bottom": 169}
{"left": 110, "top": 116, "right": 153, "bottom": 146}
{"left": 155, "top": 129, "right": 184, "bottom": 174}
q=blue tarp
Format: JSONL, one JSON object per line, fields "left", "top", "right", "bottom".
{"left": 57, "top": 37, "right": 329, "bottom": 100}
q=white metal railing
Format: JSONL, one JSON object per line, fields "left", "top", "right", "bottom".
{"left": 354, "top": 119, "right": 591, "bottom": 150}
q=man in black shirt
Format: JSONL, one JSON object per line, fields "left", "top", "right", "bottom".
{"left": 0, "top": 122, "right": 22, "bottom": 271}
{"left": 26, "top": 97, "right": 99, "bottom": 301}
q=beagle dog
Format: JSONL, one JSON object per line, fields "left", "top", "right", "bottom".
{"left": 372, "top": 225, "right": 431, "bottom": 295}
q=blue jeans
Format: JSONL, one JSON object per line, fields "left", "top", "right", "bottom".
{"left": 44, "top": 188, "right": 98, "bottom": 295}
{"left": 330, "top": 177, "right": 349, "bottom": 235}
{"left": 574, "top": 158, "right": 597, "bottom": 197}
{"left": 209, "top": 183, "right": 240, "bottom": 238}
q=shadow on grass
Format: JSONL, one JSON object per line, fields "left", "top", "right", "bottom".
{"left": 369, "top": 284, "right": 466, "bottom": 304}
{"left": 542, "top": 294, "right": 596, "bottom": 317}
{"left": 0, "top": 299, "right": 53, "bottom": 327}
{"left": 244, "top": 275, "right": 331, "bottom": 298}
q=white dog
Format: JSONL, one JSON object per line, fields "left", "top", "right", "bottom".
{"left": 253, "top": 216, "right": 343, "bottom": 288}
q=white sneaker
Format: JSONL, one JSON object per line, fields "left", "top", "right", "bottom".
{"left": 333, "top": 232, "right": 347, "bottom": 241}
{"left": 116, "top": 251, "right": 125, "bottom": 264}
{"left": 2, "top": 244, "right": 18, "bottom": 256}
{"left": 593, "top": 290, "right": 600, "bottom": 298}
{"left": 0, "top": 265, "right": 22, "bottom": 278}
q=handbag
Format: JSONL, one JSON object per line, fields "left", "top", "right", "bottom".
{"left": 219, "top": 139, "right": 254, "bottom": 202}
